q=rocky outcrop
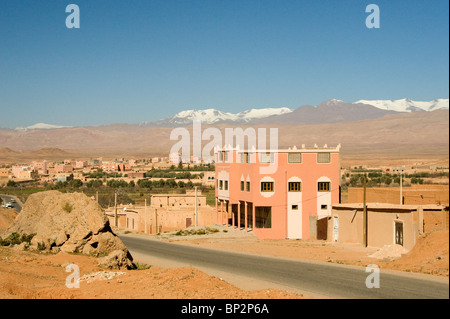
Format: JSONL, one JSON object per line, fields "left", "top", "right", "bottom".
{"left": 4, "top": 190, "right": 134, "bottom": 269}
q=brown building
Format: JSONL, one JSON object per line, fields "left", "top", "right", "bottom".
{"left": 0, "top": 168, "right": 10, "bottom": 178}
{"left": 328, "top": 203, "right": 449, "bottom": 251}
{"left": 127, "top": 172, "right": 145, "bottom": 179}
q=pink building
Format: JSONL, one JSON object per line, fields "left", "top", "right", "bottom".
{"left": 75, "top": 161, "right": 87, "bottom": 169}
{"left": 102, "top": 161, "right": 117, "bottom": 172}
{"left": 169, "top": 153, "right": 182, "bottom": 165}
{"left": 32, "top": 161, "right": 48, "bottom": 175}
{"left": 54, "top": 164, "right": 73, "bottom": 173}
{"left": 11, "top": 165, "right": 38, "bottom": 180}
{"left": 12, "top": 165, "right": 33, "bottom": 178}
{"left": 215, "top": 145, "right": 341, "bottom": 239}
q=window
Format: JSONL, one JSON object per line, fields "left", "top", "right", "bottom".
{"left": 255, "top": 207, "right": 271, "bottom": 228}
{"left": 318, "top": 182, "right": 330, "bottom": 192}
{"left": 218, "top": 152, "right": 223, "bottom": 162}
{"left": 224, "top": 180, "right": 228, "bottom": 190}
{"left": 260, "top": 152, "right": 274, "bottom": 164}
{"left": 246, "top": 181, "right": 250, "bottom": 192}
{"left": 321, "top": 204, "right": 328, "bottom": 210}
{"left": 288, "top": 153, "right": 302, "bottom": 163}
{"left": 240, "top": 153, "right": 245, "bottom": 163}
{"left": 241, "top": 181, "right": 244, "bottom": 191}
{"left": 246, "top": 153, "right": 250, "bottom": 163}
{"left": 292, "top": 205, "right": 298, "bottom": 210}
{"left": 317, "top": 152, "right": 331, "bottom": 163}
{"left": 224, "top": 151, "right": 228, "bottom": 162}
{"left": 288, "top": 182, "right": 302, "bottom": 192}
{"left": 261, "top": 181, "right": 274, "bottom": 192}
{"left": 219, "top": 180, "right": 223, "bottom": 190}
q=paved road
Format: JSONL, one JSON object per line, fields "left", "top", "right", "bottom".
{"left": 120, "top": 234, "right": 449, "bottom": 299}
{"left": 0, "top": 194, "right": 22, "bottom": 212}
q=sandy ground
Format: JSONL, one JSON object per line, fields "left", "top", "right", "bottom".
{"left": 0, "top": 222, "right": 447, "bottom": 299}
{"left": 0, "top": 246, "right": 306, "bottom": 299}
{"left": 152, "top": 225, "right": 449, "bottom": 277}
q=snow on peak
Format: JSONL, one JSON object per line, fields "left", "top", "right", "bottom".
{"left": 15, "top": 123, "right": 72, "bottom": 131}
{"left": 355, "top": 98, "right": 449, "bottom": 112}
{"left": 160, "top": 107, "right": 293, "bottom": 125}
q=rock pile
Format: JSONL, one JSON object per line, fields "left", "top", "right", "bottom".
{"left": 3, "top": 190, "right": 135, "bottom": 269}
{"left": 368, "top": 244, "right": 409, "bottom": 260}
{"left": 79, "top": 270, "right": 126, "bottom": 284}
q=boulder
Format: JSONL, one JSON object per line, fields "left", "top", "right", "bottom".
{"left": 4, "top": 191, "right": 134, "bottom": 268}
{"left": 98, "top": 250, "right": 136, "bottom": 270}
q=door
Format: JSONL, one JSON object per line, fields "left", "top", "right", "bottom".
{"left": 395, "top": 221, "right": 403, "bottom": 246}
{"left": 186, "top": 218, "right": 192, "bottom": 228}
{"left": 287, "top": 204, "right": 302, "bottom": 239}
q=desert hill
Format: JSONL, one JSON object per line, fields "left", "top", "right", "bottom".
{"left": 0, "top": 109, "right": 448, "bottom": 163}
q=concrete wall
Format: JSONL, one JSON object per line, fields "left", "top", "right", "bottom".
{"left": 151, "top": 194, "right": 207, "bottom": 208}
{"left": 348, "top": 185, "right": 449, "bottom": 205}
{"left": 106, "top": 204, "right": 216, "bottom": 234}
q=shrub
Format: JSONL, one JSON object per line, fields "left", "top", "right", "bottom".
{"left": 0, "top": 233, "right": 35, "bottom": 246}
{"left": 134, "top": 262, "right": 152, "bottom": 270}
{"left": 62, "top": 202, "right": 73, "bottom": 213}
{"left": 37, "top": 241, "right": 46, "bottom": 251}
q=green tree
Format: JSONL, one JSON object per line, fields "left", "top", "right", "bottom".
{"left": 384, "top": 176, "right": 392, "bottom": 186}
{"left": 6, "top": 180, "right": 17, "bottom": 187}
{"left": 69, "top": 179, "right": 83, "bottom": 188}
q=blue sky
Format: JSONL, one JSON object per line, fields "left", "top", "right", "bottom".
{"left": 0, "top": 0, "right": 448, "bottom": 128}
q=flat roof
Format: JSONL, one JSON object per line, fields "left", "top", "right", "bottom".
{"left": 333, "top": 203, "right": 448, "bottom": 212}
{"left": 151, "top": 194, "right": 206, "bottom": 197}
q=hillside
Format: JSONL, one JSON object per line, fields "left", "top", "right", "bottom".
{"left": 0, "top": 109, "right": 448, "bottom": 163}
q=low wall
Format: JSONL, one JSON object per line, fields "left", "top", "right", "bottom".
{"left": 347, "top": 185, "right": 449, "bottom": 205}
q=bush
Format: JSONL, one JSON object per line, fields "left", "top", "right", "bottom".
{"left": 134, "top": 262, "right": 151, "bottom": 270}
{"left": 37, "top": 241, "right": 46, "bottom": 251}
{"left": 62, "top": 202, "right": 73, "bottom": 213}
{"left": 6, "top": 180, "right": 17, "bottom": 187}
{"left": 0, "top": 232, "right": 35, "bottom": 246}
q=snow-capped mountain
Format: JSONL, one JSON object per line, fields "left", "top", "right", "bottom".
{"left": 15, "top": 123, "right": 72, "bottom": 131}
{"left": 354, "top": 98, "right": 449, "bottom": 112}
{"left": 153, "top": 99, "right": 448, "bottom": 126}
{"left": 157, "top": 107, "right": 293, "bottom": 125}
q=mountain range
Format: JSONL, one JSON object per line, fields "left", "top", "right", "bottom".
{"left": 0, "top": 98, "right": 448, "bottom": 163}
{"left": 150, "top": 98, "right": 449, "bottom": 126}
{"left": 355, "top": 98, "right": 448, "bottom": 113}
{"left": 12, "top": 98, "right": 449, "bottom": 130}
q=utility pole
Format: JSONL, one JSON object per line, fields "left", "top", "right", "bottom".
{"left": 195, "top": 186, "right": 198, "bottom": 227}
{"left": 400, "top": 170, "right": 403, "bottom": 205}
{"left": 96, "top": 191, "right": 98, "bottom": 203}
{"left": 394, "top": 167, "right": 404, "bottom": 205}
{"left": 363, "top": 174, "right": 368, "bottom": 247}
{"left": 144, "top": 198, "right": 147, "bottom": 234}
{"left": 114, "top": 190, "right": 118, "bottom": 227}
